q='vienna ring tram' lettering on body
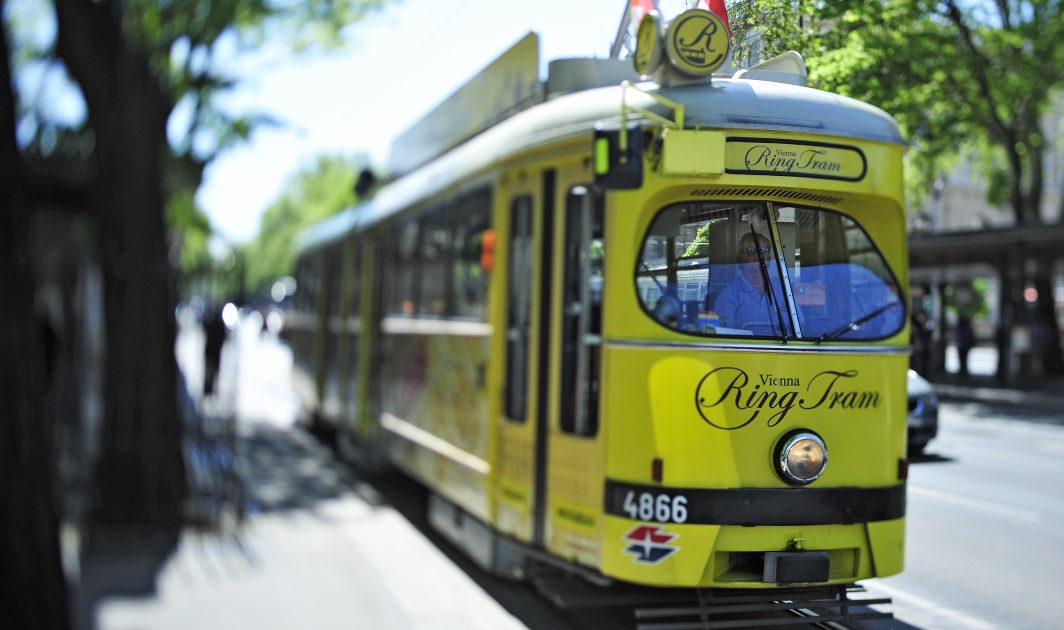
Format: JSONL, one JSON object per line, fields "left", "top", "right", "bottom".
{"left": 694, "top": 367, "right": 883, "bottom": 430}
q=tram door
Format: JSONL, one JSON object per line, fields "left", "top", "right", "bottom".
{"left": 542, "top": 164, "right": 606, "bottom": 565}
{"left": 494, "top": 164, "right": 606, "bottom": 566}
{"left": 494, "top": 171, "right": 543, "bottom": 544}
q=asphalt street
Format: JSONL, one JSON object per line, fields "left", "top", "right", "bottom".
{"left": 863, "top": 400, "right": 1064, "bottom": 630}
{"left": 99, "top": 317, "right": 1063, "bottom": 629}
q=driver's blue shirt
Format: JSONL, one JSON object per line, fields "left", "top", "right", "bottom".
{"left": 713, "top": 269, "right": 789, "bottom": 334}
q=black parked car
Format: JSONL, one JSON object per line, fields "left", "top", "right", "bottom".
{"left": 907, "top": 370, "right": 939, "bottom": 454}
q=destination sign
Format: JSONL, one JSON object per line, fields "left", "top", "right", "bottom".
{"left": 724, "top": 138, "right": 867, "bottom": 181}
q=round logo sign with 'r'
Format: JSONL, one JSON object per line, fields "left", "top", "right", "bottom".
{"left": 666, "top": 9, "right": 730, "bottom": 76}
{"left": 633, "top": 11, "right": 663, "bottom": 76}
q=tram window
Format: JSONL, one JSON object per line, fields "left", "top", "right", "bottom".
{"left": 293, "top": 259, "right": 309, "bottom": 312}
{"left": 325, "top": 247, "right": 343, "bottom": 386}
{"left": 384, "top": 218, "right": 421, "bottom": 317}
{"left": 636, "top": 201, "right": 904, "bottom": 341}
{"left": 344, "top": 238, "right": 362, "bottom": 409}
{"left": 451, "top": 188, "right": 492, "bottom": 321}
{"left": 346, "top": 237, "right": 361, "bottom": 315}
{"left": 560, "top": 186, "right": 604, "bottom": 437}
{"left": 327, "top": 247, "right": 343, "bottom": 321}
{"left": 505, "top": 195, "right": 534, "bottom": 422}
{"left": 302, "top": 257, "right": 319, "bottom": 315}
{"left": 419, "top": 207, "right": 451, "bottom": 317}
{"left": 292, "top": 258, "right": 313, "bottom": 370}
{"left": 775, "top": 207, "right": 904, "bottom": 340}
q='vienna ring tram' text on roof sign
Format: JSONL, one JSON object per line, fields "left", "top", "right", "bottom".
{"left": 724, "top": 138, "right": 867, "bottom": 182}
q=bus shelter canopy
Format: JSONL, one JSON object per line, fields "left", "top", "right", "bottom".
{"left": 909, "top": 225, "right": 1064, "bottom": 270}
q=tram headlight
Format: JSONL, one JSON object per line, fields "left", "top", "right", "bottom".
{"left": 774, "top": 430, "right": 828, "bottom": 486}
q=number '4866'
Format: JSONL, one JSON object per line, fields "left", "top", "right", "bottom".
{"left": 622, "top": 491, "right": 688, "bottom": 523}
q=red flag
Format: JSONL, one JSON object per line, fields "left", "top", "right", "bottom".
{"left": 630, "top": 0, "right": 657, "bottom": 23}
{"left": 697, "top": 0, "right": 732, "bottom": 40}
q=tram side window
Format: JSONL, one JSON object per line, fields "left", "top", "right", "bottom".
{"left": 324, "top": 247, "right": 343, "bottom": 385}
{"left": 419, "top": 206, "right": 451, "bottom": 318}
{"left": 297, "top": 258, "right": 316, "bottom": 315}
{"left": 345, "top": 237, "right": 362, "bottom": 316}
{"left": 384, "top": 218, "right": 421, "bottom": 317}
{"left": 451, "top": 188, "right": 493, "bottom": 322}
{"left": 327, "top": 247, "right": 343, "bottom": 322}
{"left": 560, "top": 186, "right": 604, "bottom": 437}
{"left": 505, "top": 195, "right": 534, "bottom": 422}
{"left": 292, "top": 258, "right": 314, "bottom": 369}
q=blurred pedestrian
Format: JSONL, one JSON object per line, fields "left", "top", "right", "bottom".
{"left": 955, "top": 315, "right": 974, "bottom": 377}
{"left": 911, "top": 311, "right": 932, "bottom": 376}
{"left": 203, "top": 306, "right": 227, "bottom": 396}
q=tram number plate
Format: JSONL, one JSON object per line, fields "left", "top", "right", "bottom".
{"left": 622, "top": 491, "right": 688, "bottom": 523}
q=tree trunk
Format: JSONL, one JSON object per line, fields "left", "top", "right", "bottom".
{"left": 1007, "top": 145, "right": 1030, "bottom": 225}
{"left": 1034, "top": 272, "right": 1064, "bottom": 376}
{"left": 996, "top": 259, "right": 1014, "bottom": 382}
{"left": 0, "top": 12, "right": 71, "bottom": 629}
{"left": 54, "top": 0, "right": 185, "bottom": 527}
{"left": 1025, "top": 134, "right": 1044, "bottom": 224}
{"left": 1059, "top": 170, "right": 1064, "bottom": 223}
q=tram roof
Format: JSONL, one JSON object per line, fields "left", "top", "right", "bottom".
{"left": 296, "top": 78, "right": 906, "bottom": 256}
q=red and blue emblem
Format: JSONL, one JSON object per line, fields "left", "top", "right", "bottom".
{"left": 623, "top": 524, "right": 680, "bottom": 564}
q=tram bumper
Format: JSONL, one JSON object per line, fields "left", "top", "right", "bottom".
{"left": 600, "top": 500, "right": 905, "bottom": 588}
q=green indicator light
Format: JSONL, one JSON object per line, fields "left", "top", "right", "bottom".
{"left": 594, "top": 137, "right": 610, "bottom": 175}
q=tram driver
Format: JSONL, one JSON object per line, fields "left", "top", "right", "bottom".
{"left": 713, "top": 232, "right": 789, "bottom": 335}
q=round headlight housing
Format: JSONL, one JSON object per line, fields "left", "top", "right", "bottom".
{"left": 774, "top": 430, "right": 828, "bottom": 486}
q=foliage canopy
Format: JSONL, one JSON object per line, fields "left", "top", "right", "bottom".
{"left": 243, "top": 154, "right": 370, "bottom": 293}
{"left": 727, "top": 0, "right": 1064, "bottom": 224}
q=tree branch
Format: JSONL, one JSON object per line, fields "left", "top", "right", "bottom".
{"left": 943, "top": 1, "right": 1014, "bottom": 147}
{"left": 943, "top": 0, "right": 1035, "bottom": 223}
{"left": 52, "top": 0, "right": 120, "bottom": 119}
{"left": 996, "top": 0, "right": 1011, "bottom": 30}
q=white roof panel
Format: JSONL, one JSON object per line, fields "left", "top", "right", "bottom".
{"left": 296, "top": 78, "right": 905, "bottom": 256}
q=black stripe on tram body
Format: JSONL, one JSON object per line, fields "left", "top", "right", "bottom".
{"left": 604, "top": 480, "right": 906, "bottom": 526}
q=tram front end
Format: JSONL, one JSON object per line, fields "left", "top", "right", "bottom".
{"left": 594, "top": 124, "right": 909, "bottom": 589}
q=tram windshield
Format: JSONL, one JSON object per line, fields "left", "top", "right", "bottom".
{"left": 636, "top": 201, "right": 904, "bottom": 341}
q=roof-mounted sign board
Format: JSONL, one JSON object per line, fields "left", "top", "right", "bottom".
{"left": 724, "top": 138, "right": 867, "bottom": 181}
{"left": 661, "top": 129, "right": 724, "bottom": 176}
{"left": 388, "top": 32, "right": 542, "bottom": 177}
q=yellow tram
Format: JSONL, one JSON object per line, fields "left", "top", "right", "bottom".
{"left": 288, "top": 12, "right": 908, "bottom": 595}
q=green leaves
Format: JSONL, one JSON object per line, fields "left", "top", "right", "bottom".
{"left": 683, "top": 222, "right": 712, "bottom": 258}
{"left": 166, "top": 189, "right": 214, "bottom": 273}
{"left": 243, "top": 154, "right": 370, "bottom": 293}
{"left": 730, "top": 0, "right": 1064, "bottom": 224}
{"left": 114, "top": 0, "right": 386, "bottom": 283}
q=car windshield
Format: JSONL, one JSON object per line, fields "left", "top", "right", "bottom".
{"left": 635, "top": 201, "right": 904, "bottom": 341}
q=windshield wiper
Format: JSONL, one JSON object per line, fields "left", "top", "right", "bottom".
{"left": 749, "top": 222, "right": 788, "bottom": 340}
{"left": 815, "top": 300, "right": 902, "bottom": 343}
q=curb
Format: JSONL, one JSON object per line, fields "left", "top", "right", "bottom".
{"left": 932, "top": 383, "right": 1064, "bottom": 412}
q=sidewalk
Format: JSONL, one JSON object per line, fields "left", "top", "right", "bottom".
{"left": 97, "top": 423, "right": 527, "bottom": 630}
{"left": 90, "top": 316, "right": 528, "bottom": 630}
{"left": 925, "top": 372, "right": 1064, "bottom": 413}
